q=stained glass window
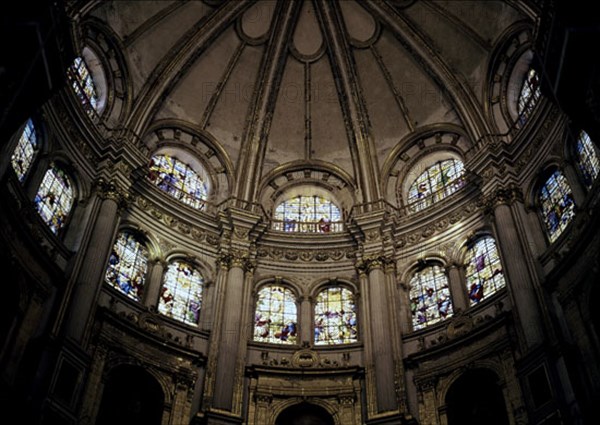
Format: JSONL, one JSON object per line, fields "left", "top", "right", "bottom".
{"left": 254, "top": 286, "right": 297, "bottom": 344}
{"left": 465, "top": 236, "right": 505, "bottom": 305}
{"left": 407, "top": 159, "right": 465, "bottom": 212}
{"left": 273, "top": 195, "right": 343, "bottom": 233}
{"left": 539, "top": 171, "right": 575, "bottom": 243}
{"left": 34, "top": 166, "right": 74, "bottom": 234}
{"left": 158, "top": 261, "right": 203, "bottom": 326}
{"left": 576, "top": 130, "right": 600, "bottom": 189}
{"left": 11, "top": 119, "right": 37, "bottom": 182}
{"left": 410, "top": 265, "right": 453, "bottom": 330}
{"left": 105, "top": 232, "right": 149, "bottom": 301}
{"left": 68, "top": 56, "right": 99, "bottom": 116}
{"left": 148, "top": 155, "right": 208, "bottom": 210}
{"left": 517, "top": 68, "right": 541, "bottom": 127}
{"left": 314, "top": 287, "right": 357, "bottom": 345}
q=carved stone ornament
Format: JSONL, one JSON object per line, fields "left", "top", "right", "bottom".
{"left": 483, "top": 185, "right": 524, "bottom": 212}
{"left": 95, "top": 177, "right": 131, "bottom": 210}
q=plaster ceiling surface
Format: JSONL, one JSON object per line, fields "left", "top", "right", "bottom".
{"left": 86, "top": 0, "right": 527, "bottom": 191}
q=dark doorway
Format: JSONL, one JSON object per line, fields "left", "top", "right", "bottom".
{"left": 446, "top": 368, "right": 509, "bottom": 425}
{"left": 96, "top": 365, "right": 164, "bottom": 425}
{"left": 275, "top": 402, "right": 335, "bottom": 425}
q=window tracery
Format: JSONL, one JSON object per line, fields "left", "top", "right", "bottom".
{"left": 314, "top": 287, "right": 357, "bottom": 345}
{"left": 539, "top": 170, "right": 575, "bottom": 242}
{"left": 34, "top": 166, "right": 74, "bottom": 234}
{"left": 11, "top": 119, "right": 37, "bottom": 182}
{"left": 158, "top": 261, "right": 203, "bottom": 326}
{"left": 575, "top": 130, "right": 600, "bottom": 189}
{"left": 517, "top": 68, "right": 541, "bottom": 127}
{"left": 254, "top": 285, "right": 297, "bottom": 344}
{"left": 148, "top": 154, "right": 208, "bottom": 210}
{"left": 409, "top": 265, "right": 453, "bottom": 330}
{"left": 465, "top": 236, "right": 505, "bottom": 305}
{"left": 105, "top": 232, "right": 149, "bottom": 301}
{"left": 407, "top": 159, "right": 465, "bottom": 212}
{"left": 273, "top": 195, "right": 343, "bottom": 233}
{"left": 68, "top": 56, "right": 99, "bottom": 116}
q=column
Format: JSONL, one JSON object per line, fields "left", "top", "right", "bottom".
{"left": 300, "top": 295, "right": 312, "bottom": 345}
{"left": 446, "top": 264, "right": 468, "bottom": 312}
{"left": 562, "top": 162, "right": 586, "bottom": 207}
{"left": 398, "top": 281, "right": 413, "bottom": 334}
{"left": 488, "top": 187, "right": 544, "bottom": 348}
{"left": 143, "top": 259, "right": 166, "bottom": 309}
{"left": 365, "top": 258, "right": 397, "bottom": 412}
{"left": 212, "top": 256, "right": 247, "bottom": 411}
{"left": 63, "top": 178, "right": 128, "bottom": 344}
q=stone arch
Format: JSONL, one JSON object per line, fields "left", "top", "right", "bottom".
{"left": 275, "top": 402, "right": 336, "bottom": 425}
{"left": 443, "top": 367, "right": 509, "bottom": 425}
{"left": 96, "top": 364, "right": 165, "bottom": 425}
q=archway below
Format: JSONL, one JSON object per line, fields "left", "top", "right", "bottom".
{"left": 446, "top": 368, "right": 509, "bottom": 425}
{"left": 96, "top": 365, "right": 164, "bottom": 425}
{"left": 275, "top": 402, "right": 335, "bottom": 425}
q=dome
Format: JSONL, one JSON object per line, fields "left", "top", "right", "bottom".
{"left": 2, "top": 1, "right": 600, "bottom": 424}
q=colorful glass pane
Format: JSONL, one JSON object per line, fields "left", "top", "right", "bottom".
{"left": 105, "top": 232, "right": 148, "bottom": 301}
{"left": 539, "top": 171, "right": 575, "bottom": 243}
{"left": 314, "top": 287, "right": 357, "bottom": 345}
{"left": 11, "top": 119, "right": 37, "bottom": 182}
{"left": 465, "top": 237, "right": 505, "bottom": 305}
{"left": 576, "top": 131, "right": 600, "bottom": 189}
{"left": 273, "top": 195, "right": 343, "bottom": 233}
{"left": 68, "top": 56, "right": 99, "bottom": 116}
{"left": 410, "top": 265, "right": 453, "bottom": 330}
{"left": 517, "top": 68, "right": 541, "bottom": 128}
{"left": 254, "top": 286, "right": 297, "bottom": 344}
{"left": 34, "top": 166, "right": 74, "bottom": 234}
{"left": 148, "top": 155, "right": 208, "bottom": 210}
{"left": 158, "top": 261, "right": 203, "bottom": 326}
{"left": 407, "top": 159, "right": 465, "bottom": 212}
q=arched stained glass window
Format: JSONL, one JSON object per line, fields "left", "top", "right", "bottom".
{"left": 274, "top": 195, "right": 343, "bottom": 233}
{"left": 105, "top": 232, "right": 149, "bottom": 301}
{"left": 517, "top": 68, "right": 541, "bottom": 127}
{"left": 576, "top": 130, "right": 600, "bottom": 189}
{"left": 34, "top": 166, "right": 74, "bottom": 234}
{"left": 11, "top": 119, "right": 37, "bottom": 182}
{"left": 410, "top": 265, "right": 453, "bottom": 330}
{"left": 68, "top": 56, "right": 99, "bottom": 116}
{"left": 158, "top": 261, "right": 203, "bottom": 326}
{"left": 254, "top": 286, "right": 297, "bottom": 344}
{"left": 407, "top": 159, "right": 465, "bottom": 212}
{"left": 465, "top": 236, "right": 505, "bottom": 305}
{"left": 148, "top": 155, "right": 208, "bottom": 210}
{"left": 539, "top": 171, "right": 575, "bottom": 243}
{"left": 314, "top": 287, "right": 357, "bottom": 345}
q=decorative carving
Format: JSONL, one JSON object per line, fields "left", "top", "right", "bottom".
{"left": 483, "top": 185, "right": 524, "bottom": 212}
{"left": 95, "top": 178, "right": 131, "bottom": 210}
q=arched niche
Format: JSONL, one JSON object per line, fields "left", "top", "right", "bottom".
{"left": 445, "top": 368, "right": 509, "bottom": 425}
{"left": 275, "top": 402, "right": 335, "bottom": 425}
{"left": 96, "top": 365, "right": 164, "bottom": 425}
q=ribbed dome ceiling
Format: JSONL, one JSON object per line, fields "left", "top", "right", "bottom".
{"left": 87, "top": 0, "right": 526, "bottom": 198}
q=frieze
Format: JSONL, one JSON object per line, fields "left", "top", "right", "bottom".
{"left": 256, "top": 247, "right": 354, "bottom": 263}
{"left": 394, "top": 198, "right": 481, "bottom": 249}
{"left": 134, "top": 195, "right": 220, "bottom": 245}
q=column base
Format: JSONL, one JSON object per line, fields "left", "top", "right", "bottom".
{"left": 366, "top": 412, "right": 418, "bottom": 425}
{"left": 191, "top": 410, "right": 243, "bottom": 425}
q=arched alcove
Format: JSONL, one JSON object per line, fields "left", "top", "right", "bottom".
{"left": 275, "top": 402, "right": 335, "bottom": 425}
{"left": 445, "top": 369, "right": 509, "bottom": 425}
{"left": 96, "top": 365, "right": 164, "bottom": 425}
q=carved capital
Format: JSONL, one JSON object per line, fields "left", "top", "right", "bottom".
{"left": 95, "top": 178, "right": 131, "bottom": 210}
{"left": 356, "top": 255, "right": 394, "bottom": 274}
{"left": 483, "top": 184, "right": 524, "bottom": 212}
{"left": 218, "top": 252, "right": 255, "bottom": 272}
